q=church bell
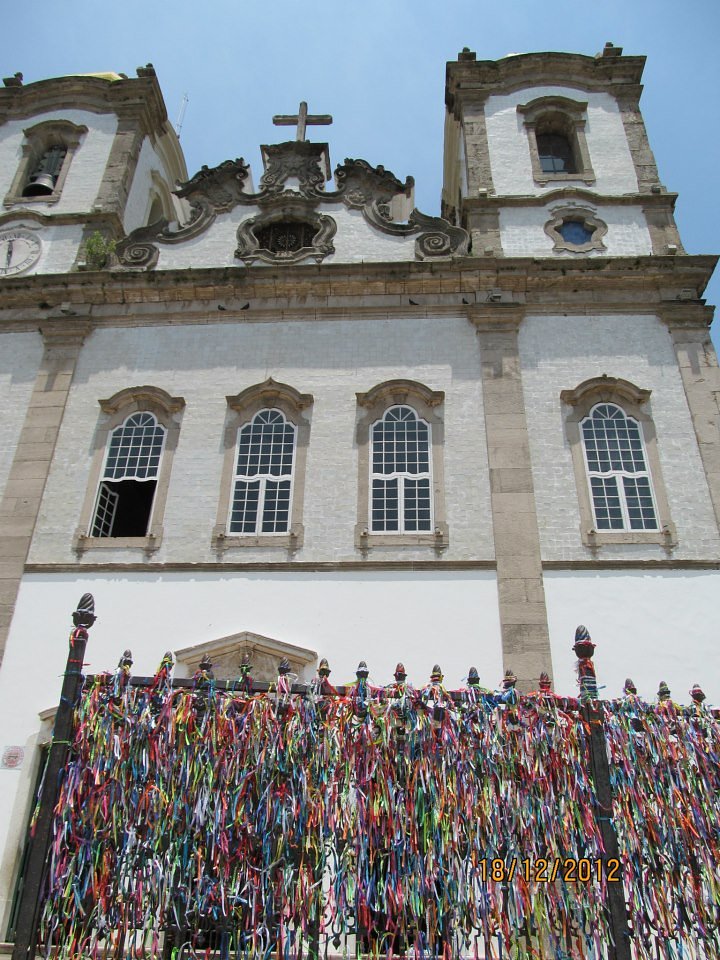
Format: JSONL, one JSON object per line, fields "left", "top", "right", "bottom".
{"left": 23, "top": 172, "right": 57, "bottom": 196}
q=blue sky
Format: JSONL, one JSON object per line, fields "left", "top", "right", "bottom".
{"left": 3, "top": 0, "right": 719, "bottom": 348}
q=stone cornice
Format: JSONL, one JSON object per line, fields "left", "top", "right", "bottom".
{"left": 21, "top": 557, "right": 720, "bottom": 574}
{"left": 0, "top": 74, "right": 170, "bottom": 137}
{"left": 446, "top": 51, "right": 646, "bottom": 115}
{"left": 467, "top": 304, "right": 525, "bottom": 330}
{"left": 39, "top": 318, "right": 93, "bottom": 345}
{"left": 0, "top": 208, "right": 124, "bottom": 230}
{"left": 657, "top": 302, "right": 716, "bottom": 329}
{"left": 0, "top": 256, "right": 715, "bottom": 327}
{"left": 462, "top": 190, "right": 679, "bottom": 209}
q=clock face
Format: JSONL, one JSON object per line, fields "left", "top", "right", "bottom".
{"left": 0, "top": 228, "right": 42, "bottom": 277}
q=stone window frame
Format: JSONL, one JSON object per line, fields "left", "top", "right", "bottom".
{"left": 235, "top": 205, "right": 337, "bottom": 266}
{"left": 544, "top": 205, "right": 607, "bottom": 254}
{"left": 4, "top": 119, "right": 88, "bottom": 207}
{"left": 74, "top": 386, "right": 185, "bottom": 554}
{"left": 213, "top": 379, "right": 313, "bottom": 553}
{"left": 355, "top": 380, "right": 449, "bottom": 553}
{"left": 517, "top": 97, "right": 595, "bottom": 186}
{"left": 560, "top": 376, "right": 676, "bottom": 550}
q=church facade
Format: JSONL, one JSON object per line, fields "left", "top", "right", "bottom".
{"left": 0, "top": 44, "right": 718, "bottom": 937}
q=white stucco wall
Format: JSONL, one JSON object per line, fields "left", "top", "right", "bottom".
{"left": 29, "top": 314, "right": 493, "bottom": 565}
{"left": 153, "top": 202, "right": 418, "bottom": 270}
{"left": 324, "top": 206, "right": 417, "bottom": 262}
{"left": 0, "top": 567, "right": 503, "bottom": 929}
{"left": 0, "top": 331, "right": 43, "bottom": 497}
{"left": 485, "top": 87, "right": 638, "bottom": 197}
{"left": 519, "top": 313, "right": 720, "bottom": 561}
{"left": 545, "top": 568, "right": 720, "bottom": 703}
{"left": 0, "top": 110, "right": 118, "bottom": 213}
{"left": 499, "top": 204, "right": 652, "bottom": 257}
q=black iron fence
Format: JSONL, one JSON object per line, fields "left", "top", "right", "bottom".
{"left": 8, "top": 597, "right": 720, "bottom": 960}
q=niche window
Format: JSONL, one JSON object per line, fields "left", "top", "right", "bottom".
{"left": 74, "top": 387, "right": 184, "bottom": 554}
{"left": 4, "top": 120, "right": 87, "bottom": 207}
{"left": 517, "top": 97, "right": 595, "bottom": 186}
{"left": 561, "top": 377, "right": 676, "bottom": 549}
{"left": 355, "top": 380, "right": 448, "bottom": 553}
{"left": 214, "top": 379, "right": 313, "bottom": 551}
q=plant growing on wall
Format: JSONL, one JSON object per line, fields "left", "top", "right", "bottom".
{"left": 80, "top": 230, "right": 116, "bottom": 269}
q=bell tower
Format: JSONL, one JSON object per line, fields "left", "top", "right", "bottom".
{"left": 443, "top": 43, "right": 683, "bottom": 259}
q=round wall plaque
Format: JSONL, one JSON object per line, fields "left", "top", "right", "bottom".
{"left": 1, "top": 745, "right": 25, "bottom": 769}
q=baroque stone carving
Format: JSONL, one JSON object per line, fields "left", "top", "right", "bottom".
{"left": 411, "top": 210, "right": 470, "bottom": 260}
{"left": 333, "top": 158, "right": 413, "bottom": 208}
{"left": 116, "top": 141, "right": 469, "bottom": 269}
{"left": 257, "top": 141, "right": 330, "bottom": 197}
{"left": 115, "top": 161, "right": 250, "bottom": 268}
{"left": 360, "top": 202, "right": 469, "bottom": 259}
{"left": 175, "top": 158, "right": 251, "bottom": 211}
{"left": 114, "top": 238, "right": 160, "bottom": 270}
{"left": 236, "top": 205, "right": 336, "bottom": 265}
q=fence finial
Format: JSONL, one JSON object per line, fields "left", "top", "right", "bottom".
{"left": 573, "top": 625, "right": 598, "bottom": 702}
{"left": 623, "top": 678, "right": 637, "bottom": 697}
{"left": 73, "top": 593, "right": 96, "bottom": 629}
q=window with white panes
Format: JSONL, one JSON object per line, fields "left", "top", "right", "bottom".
{"left": 580, "top": 403, "right": 658, "bottom": 531}
{"left": 229, "top": 409, "right": 296, "bottom": 534}
{"left": 370, "top": 405, "right": 432, "bottom": 533}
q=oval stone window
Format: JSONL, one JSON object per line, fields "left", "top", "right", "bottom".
{"left": 558, "top": 219, "right": 594, "bottom": 245}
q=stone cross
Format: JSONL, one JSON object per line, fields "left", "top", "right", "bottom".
{"left": 272, "top": 101, "right": 332, "bottom": 142}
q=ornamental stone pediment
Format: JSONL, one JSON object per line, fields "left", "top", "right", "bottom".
{"left": 174, "top": 630, "right": 318, "bottom": 684}
{"left": 116, "top": 139, "right": 469, "bottom": 268}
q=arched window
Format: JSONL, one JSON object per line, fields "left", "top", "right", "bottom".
{"left": 517, "top": 97, "right": 595, "bottom": 186}
{"left": 370, "top": 406, "right": 432, "bottom": 532}
{"left": 74, "top": 387, "right": 185, "bottom": 553}
{"left": 214, "top": 380, "right": 313, "bottom": 551}
{"left": 229, "top": 409, "right": 296, "bottom": 534}
{"left": 4, "top": 120, "right": 87, "bottom": 207}
{"left": 91, "top": 412, "right": 166, "bottom": 537}
{"left": 580, "top": 403, "right": 657, "bottom": 531}
{"left": 561, "top": 377, "right": 675, "bottom": 549}
{"left": 355, "top": 380, "right": 448, "bottom": 553}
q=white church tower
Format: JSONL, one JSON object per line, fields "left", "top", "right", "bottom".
{"left": 0, "top": 45, "right": 718, "bottom": 937}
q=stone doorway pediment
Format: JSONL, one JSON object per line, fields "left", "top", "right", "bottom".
{"left": 174, "top": 630, "right": 317, "bottom": 683}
